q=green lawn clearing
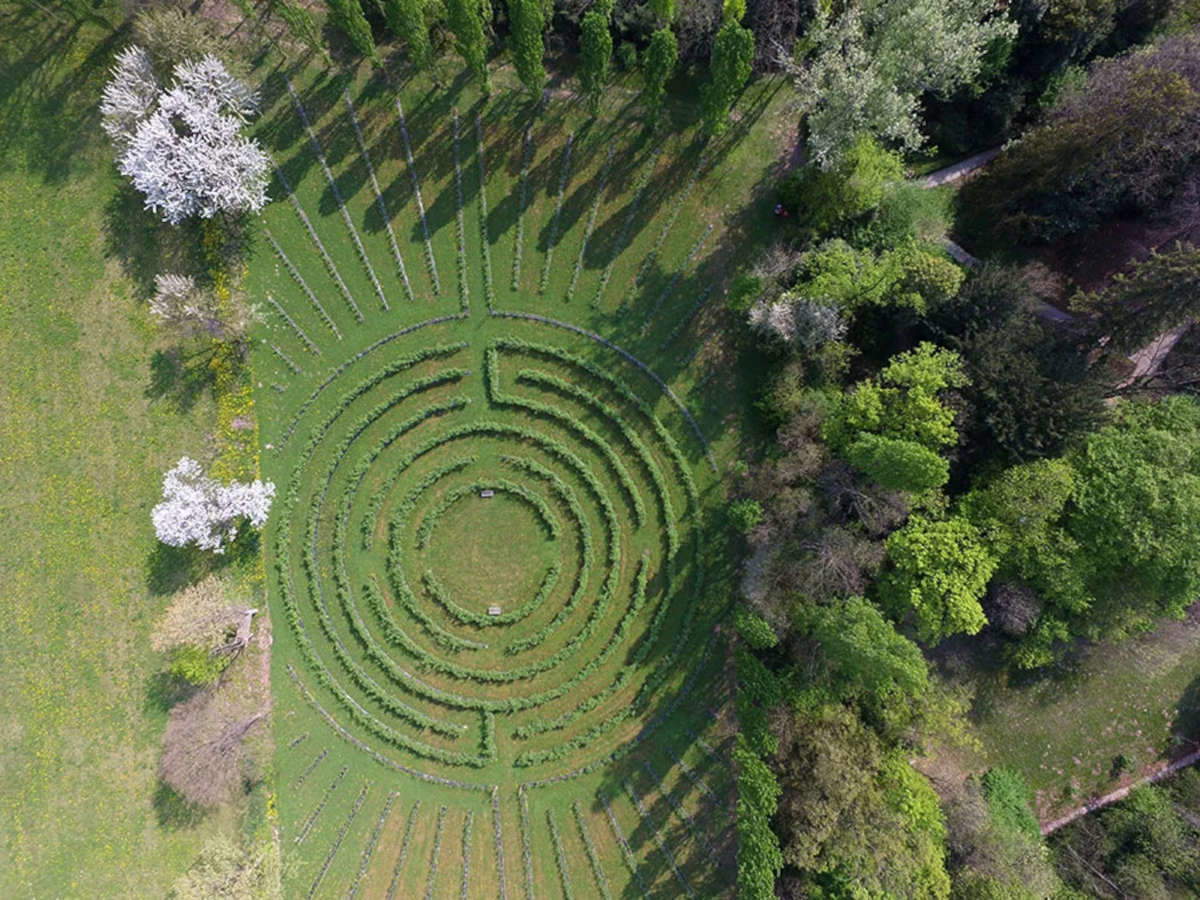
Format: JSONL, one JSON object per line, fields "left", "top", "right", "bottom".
{"left": 247, "top": 52, "right": 788, "bottom": 897}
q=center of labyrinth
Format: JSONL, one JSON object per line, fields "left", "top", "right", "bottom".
{"left": 422, "top": 489, "right": 559, "bottom": 621}
{"left": 275, "top": 326, "right": 718, "bottom": 783}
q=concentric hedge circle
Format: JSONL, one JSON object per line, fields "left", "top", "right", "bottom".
{"left": 272, "top": 321, "right": 711, "bottom": 783}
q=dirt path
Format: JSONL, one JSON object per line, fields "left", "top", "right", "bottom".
{"left": 920, "top": 147, "right": 1001, "bottom": 188}
{"left": 1041, "top": 748, "right": 1200, "bottom": 835}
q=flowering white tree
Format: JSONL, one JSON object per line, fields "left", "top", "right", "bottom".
{"left": 102, "top": 49, "right": 271, "bottom": 224}
{"left": 152, "top": 457, "right": 275, "bottom": 553}
{"left": 749, "top": 294, "right": 847, "bottom": 350}
{"left": 100, "top": 45, "right": 160, "bottom": 149}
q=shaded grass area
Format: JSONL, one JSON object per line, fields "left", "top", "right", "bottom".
{"left": 953, "top": 608, "right": 1200, "bottom": 817}
{"left": 0, "top": 5, "right": 239, "bottom": 894}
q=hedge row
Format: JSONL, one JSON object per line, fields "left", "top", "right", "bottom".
{"left": 362, "top": 455, "right": 476, "bottom": 551}
{"left": 512, "top": 127, "right": 532, "bottom": 291}
{"left": 342, "top": 89, "right": 415, "bottom": 305}
{"left": 422, "top": 562, "right": 559, "bottom": 628}
{"left": 518, "top": 787, "right": 535, "bottom": 900}
{"left": 287, "top": 78, "right": 389, "bottom": 312}
{"left": 424, "top": 805, "right": 448, "bottom": 900}
{"left": 491, "top": 337, "right": 699, "bottom": 514}
{"left": 573, "top": 801, "right": 613, "bottom": 900}
{"left": 625, "top": 779, "right": 695, "bottom": 897}
{"left": 264, "top": 228, "right": 339, "bottom": 342}
{"left": 591, "top": 144, "right": 663, "bottom": 309}
{"left": 639, "top": 222, "right": 714, "bottom": 337}
{"left": 414, "top": 478, "right": 561, "bottom": 550}
{"left": 347, "top": 789, "right": 397, "bottom": 900}
{"left": 547, "top": 809, "right": 575, "bottom": 900}
{"left": 451, "top": 111, "right": 470, "bottom": 314}
{"left": 491, "top": 788, "right": 509, "bottom": 900}
{"left": 475, "top": 112, "right": 496, "bottom": 312}
{"left": 486, "top": 346, "right": 646, "bottom": 527}
{"left": 538, "top": 134, "right": 574, "bottom": 296}
{"left": 460, "top": 809, "right": 474, "bottom": 900}
{"left": 275, "top": 166, "right": 362, "bottom": 322}
{"left": 386, "top": 800, "right": 421, "bottom": 900}
{"left": 294, "top": 765, "right": 348, "bottom": 846}
{"left": 307, "top": 781, "right": 369, "bottom": 899}
{"left": 392, "top": 95, "right": 441, "bottom": 294}
{"left": 623, "top": 156, "right": 706, "bottom": 310}
{"left": 565, "top": 144, "right": 614, "bottom": 304}
{"left": 293, "top": 747, "right": 328, "bottom": 788}
{"left": 516, "top": 366, "right": 679, "bottom": 558}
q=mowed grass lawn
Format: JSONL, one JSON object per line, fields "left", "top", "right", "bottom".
{"left": 0, "top": 9, "right": 234, "bottom": 895}
{"left": 968, "top": 611, "right": 1200, "bottom": 817}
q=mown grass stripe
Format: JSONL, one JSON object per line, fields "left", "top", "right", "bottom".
{"left": 384, "top": 800, "right": 422, "bottom": 900}
{"left": 347, "top": 790, "right": 398, "bottom": 900}
{"left": 343, "top": 88, "right": 415, "bottom": 304}
{"left": 308, "top": 781, "right": 369, "bottom": 899}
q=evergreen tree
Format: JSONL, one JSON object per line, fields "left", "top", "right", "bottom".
{"left": 380, "top": 0, "right": 431, "bottom": 69}
{"left": 642, "top": 26, "right": 677, "bottom": 110}
{"left": 577, "top": 7, "right": 612, "bottom": 113}
{"left": 325, "top": 0, "right": 378, "bottom": 62}
{"left": 507, "top": 0, "right": 546, "bottom": 95}
{"left": 702, "top": 19, "right": 755, "bottom": 134}
{"left": 447, "top": 0, "right": 490, "bottom": 89}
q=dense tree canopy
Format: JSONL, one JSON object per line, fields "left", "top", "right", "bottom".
{"left": 780, "top": 0, "right": 1016, "bottom": 165}
{"left": 879, "top": 515, "right": 997, "bottom": 643}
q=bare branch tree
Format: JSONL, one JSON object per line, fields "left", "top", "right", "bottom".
{"left": 159, "top": 688, "right": 266, "bottom": 808}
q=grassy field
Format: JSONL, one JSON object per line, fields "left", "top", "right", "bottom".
{"left": 966, "top": 611, "right": 1200, "bottom": 817}
{"left": 246, "top": 50, "right": 788, "bottom": 897}
{"left": 0, "top": 7, "right": 237, "bottom": 894}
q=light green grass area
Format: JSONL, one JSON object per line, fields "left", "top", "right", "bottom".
{"left": 969, "top": 614, "right": 1200, "bottom": 817}
{"left": 0, "top": 9, "right": 233, "bottom": 894}
{"left": 248, "top": 53, "right": 788, "bottom": 897}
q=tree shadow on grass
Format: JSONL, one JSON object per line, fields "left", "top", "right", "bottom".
{"left": 143, "top": 669, "right": 200, "bottom": 718}
{"left": 1170, "top": 674, "right": 1200, "bottom": 756}
{"left": 153, "top": 780, "right": 210, "bottom": 831}
{"left": 0, "top": 5, "right": 123, "bottom": 183}
{"left": 146, "top": 348, "right": 217, "bottom": 414}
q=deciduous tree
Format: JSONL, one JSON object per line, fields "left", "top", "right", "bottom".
{"left": 577, "top": 8, "right": 612, "bottom": 112}
{"left": 642, "top": 26, "right": 678, "bottom": 109}
{"left": 326, "top": 0, "right": 379, "bottom": 62}
{"left": 447, "top": 0, "right": 491, "bottom": 89}
{"left": 879, "top": 515, "right": 997, "bottom": 643}
{"left": 779, "top": 0, "right": 1016, "bottom": 166}
{"left": 380, "top": 0, "right": 432, "bottom": 68}
{"left": 508, "top": 0, "right": 546, "bottom": 95}
{"left": 152, "top": 456, "right": 275, "bottom": 553}
{"left": 159, "top": 687, "right": 266, "bottom": 807}
{"left": 701, "top": 19, "right": 754, "bottom": 134}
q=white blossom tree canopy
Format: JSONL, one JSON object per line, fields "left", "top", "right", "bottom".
{"left": 749, "top": 294, "right": 848, "bottom": 349}
{"left": 99, "top": 45, "right": 159, "bottom": 149}
{"left": 152, "top": 456, "right": 275, "bottom": 553}
{"left": 101, "top": 49, "right": 271, "bottom": 224}
{"left": 781, "top": 0, "right": 1016, "bottom": 167}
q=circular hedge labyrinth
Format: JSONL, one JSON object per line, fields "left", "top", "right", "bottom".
{"left": 275, "top": 330, "right": 709, "bottom": 777}
{"left": 245, "top": 67, "right": 772, "bottom": 898}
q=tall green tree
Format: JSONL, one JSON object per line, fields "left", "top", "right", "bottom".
{"left": 642, "top": 26, "right": 678, "bottom": 110}
{"left": 380, "top": 0, "right": 432, "bottom": 68}
{"left": 778, "top": 0, "right": 1016, "bottom": 165}
{"left": 702, "top": 19, "right": 755, "bottom": 134}
{"left": 648, "top": 0, "right": 676, "bottom": 22}
{"left": 1076, "top": 242, "right": 1200, "bottom": 358}
{"left": 447, "top": 0, "right": 490, "bottom": 89}
{"left": 844, "top": 433, "right": 949, "bottom": 493}
{"left": 577, "top": 8, "right": 612, "bottom": 113}
{"left": 326, "top": 0, "right": 378, "bottom": 62}
{"left": 824, "top": 342, "right": 968, "bottom": 454}
{"left": 879, "top": 515, "right": 998, "bottom": 643}
{"left": 1066, "top": 396, "right": 1200, "bottom": 635}
{"left": 507, "top": 0, "right": 546, "bottom": 95}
